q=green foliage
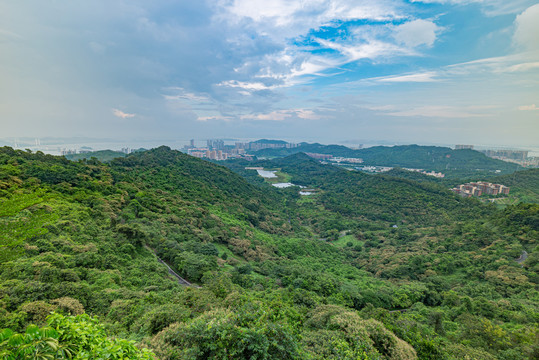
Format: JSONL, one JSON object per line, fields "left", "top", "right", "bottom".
{"left": 0, "top": 313, "right": 154, "bottom": 359}
{"left": 152, "top": 303, "right": 303, "bottom": 360}
{"left": 0, "top": 325, "right": 63, "bottom": 360}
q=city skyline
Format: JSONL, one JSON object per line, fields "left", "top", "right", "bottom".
{"left": 1, "top": 1, "right": 538, "bottom": 146}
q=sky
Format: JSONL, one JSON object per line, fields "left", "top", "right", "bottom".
{"left": 1, "top": 0, "right": 538, "bottom": 147}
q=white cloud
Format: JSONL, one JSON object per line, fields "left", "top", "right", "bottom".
{"left": 409, "top": 0, "right": 536, "bottom": 16}
{"left": 210, "top": 0, "right": 415, "bottom": 90}
{"left": 197, "top": 115, "right": 234, "bottom": 121}
{"left": 513, "top": 4, "right": 539, "bottom": 51}
{"left": 506, "top": 61, "right": 539, "bottom": 72}
{"left": 208, "top": 0, "right": 448, "bottom": 97}
{"left": 218, "top": 80, "right": 275, "bottom": 91}
{"left": 112, "top": 109, "right": 135, "bottom": 119}
{"left": 163, "top": 87, "right": 209, "bottom": 102}
{"left": 315, "top": 38, "right": 414, "bottom": 63}
{"left": 441, "top": 53, "right": 539, "bottom": 76}
{"left": 240, "top": 108, "right": 322, "bottom": 121}
{"left": 382, "top": 105, "right": 491, "bottom": 118}
{"left": 220, "top": 0, "right": 402, "bottom": 36}
{"left": 364, "top": 104, "right": 397, "bottom": 111}
{"left": 377, "top": 71, "right": 439, "bottom": 82}
{"left": 289, "top": 57, "right": 338, "bottom": 78}
{"left": 518, "top": 104, "right": 538, "bottom": 111}
{"left": 394, "top": 19, "right": 440, "bottom": 47}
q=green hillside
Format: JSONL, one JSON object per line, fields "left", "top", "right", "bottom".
{"left": 490, "top": 168, "right": 539, "bottom": 204}
{"left": 1, "top": 146, "right": 538, "bottom": 359}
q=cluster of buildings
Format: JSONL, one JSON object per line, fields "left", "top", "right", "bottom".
{"left": 243, "top": 141, "right": 299, "bottom": 151}
{"left": 480, "top": 149, "right": 539, "bottom": 167}
{"left": 184, "top": 139, "right": 232, "bottom": 161}
{"left": 184, "top": 139, "right": 299, "bottom": 161}
{"left": 60, "top": 149, "right": 78, "bottom": 155}
{"left": 306, "top": 152, "right": 334, "bottom": 160}
{"left": 455, "top": 144, "right": 474, "bottom": 150}
{"left": 358, "top": 166, "right": 393, "bottom": 173}
{"left": 305, "top": 153, "right": 364, "bottom": 164}
{"left": 481, "top": 149, "right": 528, "bottom": 161}
{"left": 186, "top": 139, "right": 231, "bottom": 160}
{"left": 330, "top": 157, "right": 364, "bottom": 164}
{"left": 60, "top": 148, "right": 95, "bottom": 156}
{"left": 189, "top": 149, "right": 228, "bottom": 161}
{"left": 455, "top": 144, "right": 538, "bottom": 168}
{"left": 451, "top": 182, "right": 510, "bottom": 198}
{"left": 405, "top": 168, "right": 445, "bottom": 178}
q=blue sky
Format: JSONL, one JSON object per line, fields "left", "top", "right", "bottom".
{"left": 1, "top": 0, "right": 538, "bottom": 146}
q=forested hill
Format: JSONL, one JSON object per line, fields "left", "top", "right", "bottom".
{"left": 109, "top": 146, "right": 282, "bottom": 208}
{"left": 255, "top": 153, "right": 489, "bottom": 225}
{"left": 491, "top": 168, "right": 539, "bottom": 203}
{"left": 255, "top": 143, "right": 519, "bottom": 176}
{"left": 1, "top": 146, "right": 538, "bottom": 359}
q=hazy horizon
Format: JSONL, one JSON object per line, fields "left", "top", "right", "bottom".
{"left": 1, "top": 1, "right": 538, "bottom": 146}
{"left": 2, "top": 136, "right": 539, "bottom": 157}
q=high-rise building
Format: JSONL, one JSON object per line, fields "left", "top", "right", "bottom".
{"left": 207, "top": 139, "right": 224, "bottom": 150}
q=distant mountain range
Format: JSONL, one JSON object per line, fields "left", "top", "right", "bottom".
{"left": 254, "top": 142, "right": 521, "bottom": 177}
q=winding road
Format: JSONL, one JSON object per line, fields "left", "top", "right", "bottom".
{"left": 156, "top": 256, "right": 193, "bottom": 286}
{"left": 515, "top": 250, "right": 528, "bottom": 265}
{"left": 145, "top": 245, "right": 197, "bottom": 287}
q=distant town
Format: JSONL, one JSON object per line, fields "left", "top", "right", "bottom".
{"left": 3, "top": 138, "right": 538, "bottom": 169}
{"left": 455, "top": 144, "right": 538, "bottom": 167}
{"left": 182, "top": 139, "right": 299, "bottom": 161}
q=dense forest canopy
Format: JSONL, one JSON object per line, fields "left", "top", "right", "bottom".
{"left": 0, "top": 146, "right": 537, "bottom": 359}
